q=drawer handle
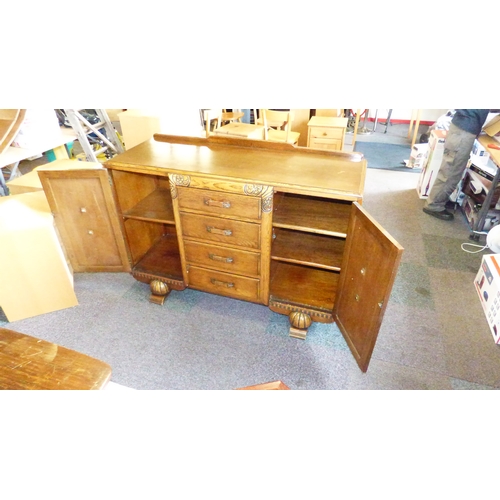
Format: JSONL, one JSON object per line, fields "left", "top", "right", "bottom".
{"left": 204, "top": 198, "right": 231, "bottom": 209}
{"left": 209, "top": 253, "right": 234, "bottom": 264}
{"left": 206, "top": 226, "right": 232, "bottom": 236}
{"left": 211, "top": 278, "right": 234, "bottom": 288}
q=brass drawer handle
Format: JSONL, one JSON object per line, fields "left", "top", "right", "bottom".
{"left": 211, "top": 278, "right": 234, "bottom": 288}
{"left": 204, "top": 198, "right": 231, "bottom": 209}
{"left": 206, "top": 226, "right": 232, "bottom": 236}
{"left": 209, "top": 253, "right": 234, "bottom": 264}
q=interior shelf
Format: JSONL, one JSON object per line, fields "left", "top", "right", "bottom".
{"left": 271, "top": 228, "right": 345, "bottom": 271}
{"left": 123, "top": 188, "right": 175, "bottom": 223}
{"left": 133, "top": 232, "right": 183, "bottom": 280}
{"left": 273, "top": 192, "right": 352, "bottom": 236}
{"left": 269, "top": 261, "right": 338, "bottom": 311}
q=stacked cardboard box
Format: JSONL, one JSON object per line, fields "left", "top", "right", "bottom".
{"left": 475, "top": 254, "right": 500, "bottom": 344}
{"left": 416, "top": 129, "right": 447, "bottom": 199}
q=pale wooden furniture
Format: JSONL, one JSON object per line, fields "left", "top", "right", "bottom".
{"left": 222, "top": 109, "right": 244, "bottom": 124}
{"left": 408, "top": 109, "right": 422, "bottom": 149}
{"left": 261, "top": 109, "right": 300, "bottom": 145}
{"left": 307, "top": 116, "right": 348, "bottom": 151}
{"left": 315, "top": 109, "right": 344, "bottom": 117}
{"left": 236, "top": 380, "right": 290, "bottom": 390}
{"left": 0, "top": 327, "right": 111, "bottom": 390}
{"left": 0, "top": 191, "right": 78, "bottom": 322}
{"left": 213, "top": 122, "right": 265, "bottom": 139}
{"left": 39, "top": 135, "right": 403, "bottom": 372}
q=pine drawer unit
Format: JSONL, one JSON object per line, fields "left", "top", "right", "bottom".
{"left": 307, "top": 116, "right": 348, "bottom": 151}
{"left": 38, "top": 134, "right": 403, "bottom": 372}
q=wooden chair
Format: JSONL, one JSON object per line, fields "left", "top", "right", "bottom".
{"left": 261, "top": 109, "right": 300, "bottom": 145}
{"left": 315, "top": 109, "right": 344, "bottom": 117}
{"left": 203, "top": 109, "right": 222, "bottom": 137}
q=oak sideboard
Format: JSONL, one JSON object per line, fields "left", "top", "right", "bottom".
{"left": 39, "top": 134, "right": 403, "bottom": 372}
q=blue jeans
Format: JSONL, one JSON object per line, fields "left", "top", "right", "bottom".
{"left": 425, "top": 122, "right": 476, "bottom": 211}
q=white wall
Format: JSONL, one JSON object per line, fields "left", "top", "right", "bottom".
{"left": 366, "top": 109, "right": 450, "bottom": 122}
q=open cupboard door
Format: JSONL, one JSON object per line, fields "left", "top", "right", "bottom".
{"left": 333, "top": 202, "right": 403, "bottom": 372}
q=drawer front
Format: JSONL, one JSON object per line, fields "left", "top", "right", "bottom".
{"left": 184, "top": 241, "right": 260, "bottom": 276}
{"left": 309, "top": 137, "right": 342, "bottom": 151}
{"left": 188, "top": 266, "right": 260, "bottom": 302}
{"left": 309, "top": 126, "right": 344, "bottom": 140}
{"left": 180, "top": 213, "right": 261, "bottom": 249}
{"left": 177, "top": 186, "right": 261, "bottom": 220}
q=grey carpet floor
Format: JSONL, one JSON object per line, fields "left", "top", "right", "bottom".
{"left": 2, "top": 153, "right": 500, "bottom": 390}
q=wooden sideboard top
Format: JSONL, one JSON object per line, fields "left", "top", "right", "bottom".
{"left": 105, "top": 135, "right": 367, "bottom": 200}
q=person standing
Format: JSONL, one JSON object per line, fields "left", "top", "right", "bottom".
{"left": 423, "top": 109, "right": 499, "bottom": 221}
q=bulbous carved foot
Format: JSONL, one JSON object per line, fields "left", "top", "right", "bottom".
{"left": 288, "top": 311, "right": 312, "bottom": 340}
{"left": 149, "top": 279, "right": 170, "bottom": 305}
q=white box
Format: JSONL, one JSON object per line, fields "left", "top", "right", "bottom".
{"left": 416, "top": 129, "right": 447, "bottom": 198}
{"left": 408, "top": 143, "right": 429, "bottom": 169}
{"left": 471, "top": 139, "right": 491, "bottom": 165}
{"left": 11, "top": 109, "right": 62, "bottom": 150}
{"left": 475, "top": 254, "right": 500, "bottom": 343}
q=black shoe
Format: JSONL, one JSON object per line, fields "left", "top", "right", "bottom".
{"left": 423, "top": 207, "right": 454, "bottom": 221}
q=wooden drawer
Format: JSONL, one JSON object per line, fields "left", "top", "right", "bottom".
{"left": 187, "top": 265, "right": 260, "bottom": 302}
{"left": 309, "top": 126, "right": 344, "bottom": 140}
{"left": 309, "top": 137, "right": 342, "bottom": 151}
{"left": 180, "top": 212, "right": 261, "bottom": 249}
{"left": 184, "top": 241, "right": 260, "bottom": 277}
{"left": 177, "top": 186, "right": 261, "bottom": 220}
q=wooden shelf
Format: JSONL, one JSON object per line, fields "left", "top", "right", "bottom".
{"left": 269, "top": 261, "right": 338, "bottom": 311}
{"left": 273, "top": 192, "right": 351, "bottom": 236}
{"left": 271, "top": 228, "right": 345, "bottom": 271}
{"left": 133, "top": 232, "right": 183, "bottom": 280}
{"left": 124, "top": 188, "right": 175, "bottom": 223}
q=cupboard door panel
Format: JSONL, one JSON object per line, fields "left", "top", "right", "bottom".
{"left": 333, "top": 203, "right": 403, "bottom": 372}
{"left": 38, "top": 169, "right": 131, "bottom": 273}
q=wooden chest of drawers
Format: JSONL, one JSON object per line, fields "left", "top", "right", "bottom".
{"left": 307, "top": 116, "right": 348, "bottom": 151}
{"left": 39, "top": 135, "right": 403, "bottom": 372}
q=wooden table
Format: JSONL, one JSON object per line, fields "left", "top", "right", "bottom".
{"left": 213, "top": 122, "right": 265, "bottom": 140}
{"left": 0, "top": 327, "right": 112, "bottom": 390}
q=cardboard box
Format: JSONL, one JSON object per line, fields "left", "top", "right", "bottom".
{"left": 408, "top": 143, "right": 429, "bottom": 169}
{"left": 416, "top": 129, "right": 446, "bottom": 198}
{"left": 483, "top": 115, "right": 500, "bottom": 137}
{"left": 471, "top": 139, "right": 491, "bottom": 165}
{"left": 11, "top": 109, "right": 62, "bottom": 150}
{"left": 0, "top": 191, "right": 78, "bottom": 322}
{"left": 475, "top": 254, "right": 500, "bottom": 343}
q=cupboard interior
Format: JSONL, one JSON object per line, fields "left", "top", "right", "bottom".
{"left": 270, "top": 191, "right": 349, "bottom": 310}
{"left": 111, "top": 170, "right": 182, "bottom": 280}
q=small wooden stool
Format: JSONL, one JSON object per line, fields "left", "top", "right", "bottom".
{"left": 0, "top": 327, "right": 111, "bottom": 390}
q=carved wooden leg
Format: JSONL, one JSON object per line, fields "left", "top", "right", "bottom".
{"left": 288, "top": 311, "right": 312, "bottom": 340}
{"left": 149, "top": 279, "right": 170, "bottom": 305}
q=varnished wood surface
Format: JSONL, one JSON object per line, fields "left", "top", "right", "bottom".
{"left": 271, "top": 228, "right": 345, "bottom": 270}
{"left": 269, "top": 261, "right": 338, "bottom": 311}
{"left": 333, "top": 203, "right": 404, "bottom": 372}
{"left": 132, "top": 231, "right": 183, "bottom": 280}
{"left": 273, "top": 192, "right": 352, "bottom": 235}
{"left": 105, "top": 135, "right": 366, "bottom": 200}
{"left": 0, "top": 327, "right": 111, "bottom": 390}
{"left": 124, "top": 188, "right": 175, "bottom": 223}
{"left": 38, "top": 169, "right": 131, "bottom": 273}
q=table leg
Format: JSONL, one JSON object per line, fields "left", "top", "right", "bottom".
{"left": 352, "top": 109, "right": 361, "bottom": 150}
{"left": 410, "top": 109, "right": 421, "bottom": 150}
